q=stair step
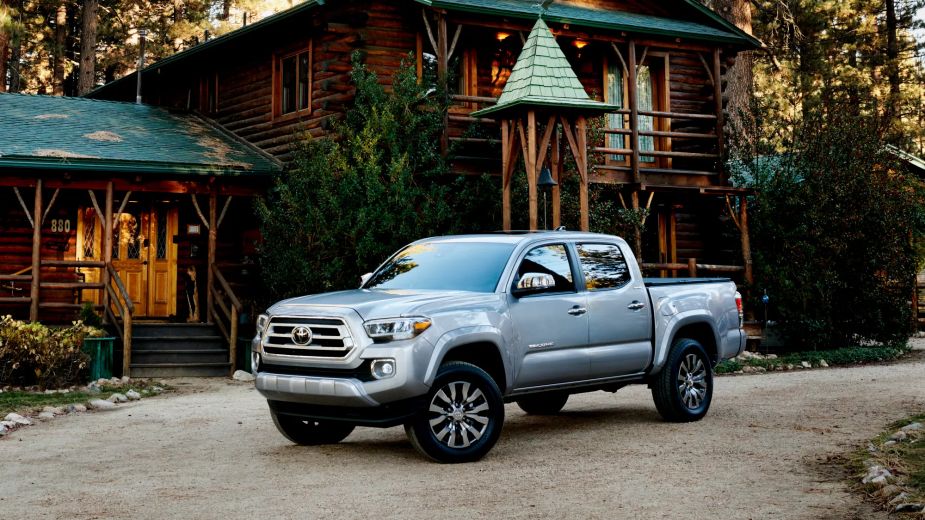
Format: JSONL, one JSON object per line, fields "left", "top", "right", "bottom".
{"left": 132, "top": 324, "right": 222, "bottom": 338}
{"left": 132, "top": 337, "right": 226, "bottom": 351}
{"left": 132, "top": 349, "right": 229, "bottom": 365}
{"left": 130, "top": 362, "right": 230, "bottom": 378}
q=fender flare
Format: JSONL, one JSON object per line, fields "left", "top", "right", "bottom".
{"left": 651, "top": 310, "right": 721, "bottom": 373}
{"left": 423, "top": 325, "right": 511, "bottom": 391}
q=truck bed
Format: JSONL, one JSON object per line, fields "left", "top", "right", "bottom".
{"left": 643, "top": 277, "right": 731, "bottom": 287}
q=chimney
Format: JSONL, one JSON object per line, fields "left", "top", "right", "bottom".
{"left": 136, "top": 28, "right": 147, "bottom": 104}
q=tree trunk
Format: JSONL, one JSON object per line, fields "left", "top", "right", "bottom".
{"left": 0, "top": 22, "right": 7, "bottom": 93}
{"left": 884, "top": 0, "right": 900, "bottom": 124}
{"left": 8, "top": 22, "right": 19, "bottom": 92}
{"left": 705, "top": 0, "right": 753, "bottom": 152}
{"left": 52, "top": 1, "right": 66, "bottom": 95}
{"left": 77, "top": 0, "right": 97, "bottom": 95}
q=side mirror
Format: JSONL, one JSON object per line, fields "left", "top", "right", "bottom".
{"left": 359, "top": 272, "right": 373, "bottom": 287}
{"left": 512, "top": 272, "right": 556, "bottom": 297}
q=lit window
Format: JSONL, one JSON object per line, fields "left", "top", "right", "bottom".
{"left": 276, "top": 45, "right": 311, "bottom": 117}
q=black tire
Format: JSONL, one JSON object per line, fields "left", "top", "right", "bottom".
{"left": 516, "top": 392, "right": 569, "bottom": 415}
{"left": 270, "top": 410, "right": 355, "bottom": 445}
{"left": 651, "top": 338, "right": 713, "bottom": 422}
{"left": 405, "top": 361, "right": 505, "bottom": 463}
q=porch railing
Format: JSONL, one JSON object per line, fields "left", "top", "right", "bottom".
{"left": 641, "top": 258, "right": 744, "bottom": 277}
{"left": 210, "top": 263, "right": 242, "bottom": 375}
{"left": 104, "top": 264, "right": 134, "bottom": 375}
{"left": 0, "top": 266, "right": 32, "bottom": 304}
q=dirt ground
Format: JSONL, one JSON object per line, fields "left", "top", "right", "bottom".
{"left": 1, "top": 347, "right": 924, "bottom": 519}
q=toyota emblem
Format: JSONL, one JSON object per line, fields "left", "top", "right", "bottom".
{"left": 291, "top": 326, "right": 313, "bottom": 345}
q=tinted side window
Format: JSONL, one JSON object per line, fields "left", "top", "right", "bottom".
{"left": 517, "top": 244, "right": 575, "bottom": 293}
{"left": 577, "top": 243, "right": 631, "bottom": 290}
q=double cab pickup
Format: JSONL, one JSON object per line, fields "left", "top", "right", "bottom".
{"left": 253, "top": 231, "right": 745, "bottom": 462}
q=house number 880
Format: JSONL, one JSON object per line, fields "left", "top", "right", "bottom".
{"left": 49, "top": 219, "right": 71, "bottom": 233}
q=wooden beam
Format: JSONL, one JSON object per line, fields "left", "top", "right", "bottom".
{"left": 526, "top": 110, "right": 538, "bottom": 231}
{"left": 102, "top": 182, "right": 113, "bottom": 325}
{"left": 577, "top": 116, "right": 589, "bottom": 232}
{"left": 552, "top": 127, "right": 561, "bottom": 229}
{"left": 40, "top": 188, "right": 60, "bottom": 225}
{"left": 114, "top": 191, "right": 132, "bottom": 220}
{"left": 610, "top": 42, "right": 628, "bottom": 75}
{"left": 207, "top": 188, "right": 217, "bottom": 325}
{"left": 739, "top": 195, "right": 753, "bottom": 285}
{"left": 560, "top": 116, "right": 584, "bottom": 174}
{"left": 29, "top": 180, "right": 42, "bottom": 322}
{"left": 699, "top": 53, "right": 714, "bottom": 86}
{"left": 535, "top": 115, "right": 556, "bottom": 177}
{"left": 501, "top": 119, "right": 511, "bottom": 231}
{"left": 628, "top": 40, "right": 640, "bottom": 183}
{"left": 437, "top": 11, "right": 449, "bottom": 155}
{"left": 191, "top": 194, "right": 210, "bottom": 230}
{"left": 713, "top": 48, "right": 726, "bottom": 183}
{"left": 13, "top": 187, "right": 33, "bottom": 228}
{"left": 422, "top": 10, "right": 437, "bottom": 53}
{"left": 447, "top": 24, "right": 462, "bottom": 61}
{"left": 217, "top": 196, "right": 232, "bottom": 230}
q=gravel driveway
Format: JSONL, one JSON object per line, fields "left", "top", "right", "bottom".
{"left": 2, "top": 351, "right": 924, "bottom": 520}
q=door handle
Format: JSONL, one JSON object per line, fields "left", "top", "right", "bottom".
{"left": 567, "top": 306, "right": 587, "bottom": 316}
{"left": 627, "top": 301, "right": 645, "bottom": 311}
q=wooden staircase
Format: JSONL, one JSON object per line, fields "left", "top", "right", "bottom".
{"left": 129, "top": 323, "right": 230, "bottom": 377}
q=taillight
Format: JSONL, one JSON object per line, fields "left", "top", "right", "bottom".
{"left": 735, "top": 291, "right": 744, "bottom": 327}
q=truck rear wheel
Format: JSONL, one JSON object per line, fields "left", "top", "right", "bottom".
{"left": 405, "top": 361, "right": 504, "bottom": 463}
{"left": 516, "top": 392, "right": 569, "bottom": 415}
{"left": 270, "top": 410, "right": 355, "bottom": 445}
{"left": 651, "top": 338, "right": 713, "bottom": 422}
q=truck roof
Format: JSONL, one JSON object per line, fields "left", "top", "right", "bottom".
{"left": 419, "top": 231, "right": 622, "bottom": 245}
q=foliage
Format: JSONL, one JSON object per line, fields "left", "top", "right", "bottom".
{"left": 714, "top": 343, "right": 910, "bottom": 373}
{"left": 0, "top": 316, "right": 105, "bottom": 388}
{"left": 78, "top": 302, "right": 102, "bottom": 328}
{"left": 256, "top": 53, "right": 498, "bottom": 301}
{"left": 733, "top": 106, "right": 924, "bottom": 350}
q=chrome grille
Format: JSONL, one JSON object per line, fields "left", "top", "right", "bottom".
{"left": 263, "top": 317, "right": 355, "bottom": 358}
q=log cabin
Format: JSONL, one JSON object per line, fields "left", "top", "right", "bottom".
{"left": 2, "top": 0, "right": 761, "bottom": 376}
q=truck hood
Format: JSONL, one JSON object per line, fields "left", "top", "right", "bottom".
{"left": 268, "top": 289, "right": 500, "bottom": 320}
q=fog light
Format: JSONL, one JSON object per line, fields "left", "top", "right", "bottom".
{"left": 371, "top": 359, "right": 396, "bottom": 380}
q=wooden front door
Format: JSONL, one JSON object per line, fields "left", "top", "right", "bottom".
{"left": 111, "top": 202, "right": 178, "bottom": 318}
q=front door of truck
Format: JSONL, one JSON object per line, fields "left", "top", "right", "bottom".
{"left": 508, "top": 243, "right": 589, "bottom": 389}
{"left": 576, "top": 242, "right": 652, "bottom": 378}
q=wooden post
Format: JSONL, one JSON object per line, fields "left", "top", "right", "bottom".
{"left": 229, "top": 306, "right": 238, "bottom": 374}
{"left": 29, "top": 180, "right": 42, "bottom": 322}
{"left": 436, "top": 11, "right": 449, "bottom": 155}
{"left": 527, "top": 110, "right": 538, "bottom": 230}
{"left": 631, "top": 190, "right": 642, "bottom": 260}
{"left": 501, "top": 119, "right": 511, "bottom": 231}
{"left": 123, "top": 308, "right": 132, "bottom": 377}
{"left": 688, "top": 257, "right": 697, "bottom": 277}
{"left": 628, "top": 40, "right": 639, "bottom": 183}
{"left": 713, "top": 48, "right": 726, "bottom": 183}
{"left": 207, "top": 187, "right": 217, "bottom": 324}
{"left": 576, "top": 116, "right": 589, "bottom": 231}
{"left": 551, "top": 127, "right": 561, "bottom": 229}
{"left": 102, "top": 183, "right": 113, "bottom": 321}
{"left": 739, "top": 194, "right": 753, "bottom": 285}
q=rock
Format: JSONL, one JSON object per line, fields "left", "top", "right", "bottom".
{"left": 107, "top": 393, "right": 128, "bottom": 403}
{"left": 819, "top": 360, "right": 829, "bottom": 367}
{"left": 862, "top": 467, "right": 893, "bottom": 485}
{"left": 66, "top": 404, "right": 87, "bottom": 414}
{"left": 125, "top": 390, "right": 141, "bottom": 401}
{"left": 766, "top": 354, "right": 778, "bottom": 359}
{"left": 867, "top": 443, "right": 878, "bottom": 453}
{"left": 61, "top": 389, "right": 69, "bottom": 394}
{"left": 151, "top": 386, "right": 164, "bottom": 393}
{"left": 0, "top": 423, "right": 6, "bottom": 436}
{"left": 869, "top": 475, "right": 889, "bottom": 487}
{"left": 37, "top": 411, "right": 55, "bottom": 421}
{"left": 44, "top": 389, "right": 55, "bottom": 394}
{"left": 97, "top": 378, "right": 109, "bottom": 386}
{"left": 884, "top": 440, "right": 897, "bottom": 447}
{"left": 754, "top": 366, "right": 767, "bottom": 373}
{"left": 88, "top": 399, "right": 116, "bottom": 410}
{"left": 894, "top": 504, "right": 925, "bottom": 513}
{"left": 86, "top": 383, "right": 101, "bottom": 395}
{"left": 800, "top": 361, "right": 811, "bottom": 368}
{"left": 875, "top": 485, "right": 902, "bottom": 498}
{"left": 890, "top": 493, "right": 910, "bottom": 505}
{"left": 901, "top": 422, "right": 922, "bottom": 432}
{"left": 232, "top": 370, "right": 255, "bottom": 382}
{"left": 109, "top": 377, "right": 122, "bottom": 386}
{"left": 4, "top": 413, "right": 32, "bottom": 426}
{"left": 41, "top": 406, "right": 63, "bottom": 416}
{"left": 891, "top": 431, "right": 908, "bottom": 442}
{"left": 121, "top": 376, "right": 130, "bottom": 385}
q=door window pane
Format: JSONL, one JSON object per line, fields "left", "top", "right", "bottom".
{"left": 577, "top": 243, "right": 631, "bottom": 290}
{"left": 518, "top": 244, "right": 575, "bottom": 292}
{"left": 156, "top": 209, "right": 167, "bottom": 260}
{"left": 637, "top": 65, "right": 655, "bottom": 162}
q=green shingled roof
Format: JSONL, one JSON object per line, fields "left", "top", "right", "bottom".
{"left": 0, "top": 93, "right": 281, "bottom": 176}
{"left": 415, "top": 0, "right": 761, "bottom": 47}
{"left": 472, "top": 18, "right": 617, "bottom": 118}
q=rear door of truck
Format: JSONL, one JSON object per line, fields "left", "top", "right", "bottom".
{"left": 573, "top": 241, "right": 653, "bottom": 378}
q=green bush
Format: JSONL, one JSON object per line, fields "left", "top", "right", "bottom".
{"left": 735, "top": 108, "right": 924, "bottom": 350}
{"left": 0, "top": 316, "right": 104, "bottom": 388}
{"left": 256, "top": 53, "right": 498, "bottom": 301}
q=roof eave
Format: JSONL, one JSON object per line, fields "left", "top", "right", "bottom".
{"left": 472, "top": 98, "right": 621, "bottom": 118}
{"left": 0, "top": 156, "right": 279, "bottom": 177}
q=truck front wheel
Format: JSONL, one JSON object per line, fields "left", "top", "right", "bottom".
{"left": 270, "top": 410, "right": 355, "bottom": 445}
{"left": 405, "top": 361, "right": 505, "bottom": 463}
{"left": 651, "top": 338, "right": 713, "bottom": 422}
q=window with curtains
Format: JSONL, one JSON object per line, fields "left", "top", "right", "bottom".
{"left": 274, "top": 43, "right": 312, "bottom": 118}
{"left": 605, "top": 57, "right": 663, "bottom": 164}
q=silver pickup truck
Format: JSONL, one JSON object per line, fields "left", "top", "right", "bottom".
{"left": 253, "top": 231, "right": 745, "bottom": 463}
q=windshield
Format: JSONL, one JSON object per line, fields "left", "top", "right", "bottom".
{"left": 365, "top": 242, "right": 515, "bottom": 292}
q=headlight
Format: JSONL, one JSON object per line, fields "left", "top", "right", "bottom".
{"left": 363, "top": 317, "right": 432, "bottom": 341}
{"left": 256, "top": 314, "right": 269, "bottom": 336}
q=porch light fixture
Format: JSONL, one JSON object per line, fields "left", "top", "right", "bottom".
{"left": 496, "top": 31, "right": 511, "bottom": 42}
{"left": 572, "top": 39, "right": 588, "bottom": 49}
